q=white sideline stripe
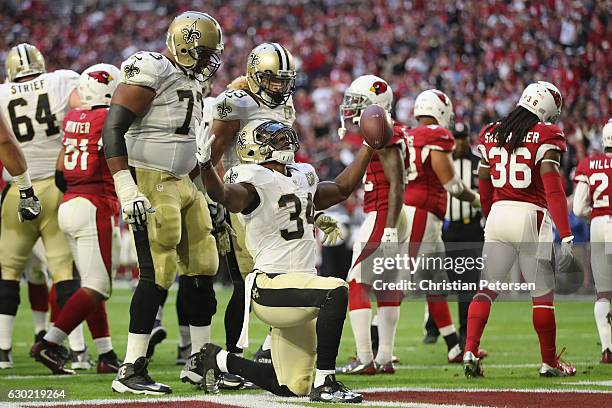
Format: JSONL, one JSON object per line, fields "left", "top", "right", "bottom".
{"left": 565, "top": 380, "right": 612, "bottom": 386}
{"left": 359, "top": 386, "right": 612, "bottom": 394}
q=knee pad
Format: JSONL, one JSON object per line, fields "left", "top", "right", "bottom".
{"left": 0, "top": 280, "right": 20, "bottom": 315}
{"left": 55, "top": 279, "right": 81, "bottom": 309}
{"left": 348, "top": 280, "right": 371, "bottom": 311}
{"left": 180, "top": 275, "right": 217, "bottom": 326}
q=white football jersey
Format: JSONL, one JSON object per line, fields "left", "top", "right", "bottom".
{"left": 0, "top": 70, "right": 79, "bottom": 180}
{"left": 213, "top": 89, "right": 296, "bottom": 168}
{"left": 225, "top": 162, "right": 318, "bottom": 274}
{"left": 121, "top": 51, "right": 203, "bottom": 177}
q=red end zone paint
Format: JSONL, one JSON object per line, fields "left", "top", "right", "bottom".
{"left": 364, "top": 390, "right": 611, "bottom": 407}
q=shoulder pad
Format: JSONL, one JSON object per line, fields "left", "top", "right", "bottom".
{"left": 213, "top": 89, "right": 258, "bottom": 121}
{"left": 573, "top": 157, "right": 589, "bottom": 183}
{"left": 120, "top": 51, "right": 169, "bottom": 89}
{"left": 52, "top": 70, "right": 80, "bottom": 81}
{"left": 288, "top": 162, "right": 319, "bottom": 185}
{"left": 224, "top": 164, "right": 275, "bottom": 186}
{"left": 423, "top": 126, "right": 455, "bottom": 151}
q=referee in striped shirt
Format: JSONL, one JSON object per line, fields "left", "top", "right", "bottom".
{"left": 424, "top": 123, "right": 484, "bottom": 348}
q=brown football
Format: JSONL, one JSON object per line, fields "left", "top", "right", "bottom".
{"left": 359, "top": 104, "right": 393, "bottom": 149}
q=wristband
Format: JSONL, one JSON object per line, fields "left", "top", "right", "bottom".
{"left": 113, "top": 170, "right": 138, "bottom": 202}
{"left": 13, "top": 171, "right": 32, "bottom": 191}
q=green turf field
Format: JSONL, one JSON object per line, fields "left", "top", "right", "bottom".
{"left": 1, "top": 286, "right": 610, "bottom": 405}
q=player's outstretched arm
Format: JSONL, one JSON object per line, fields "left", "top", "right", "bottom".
{"left": 0, "top": 114, "right": 27, "bottom": 177}
{"left": 314, "top": 144, "right": 374, "bottom": 210}
{"left": 379, "top": 146, "right": 404, "bottom": 229}
{"left": 431, "top": 150, "right": 480, "bottom": 207}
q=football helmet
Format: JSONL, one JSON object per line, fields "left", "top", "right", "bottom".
{"left": 413, "top": 89, "right": 454, "bottom": 129}
{"left": 338, "top": 75, "right": 393, "bottom": 138}
{"left": 602, "top": 119, "right": 612, "bottom": 149}
{"left": 78, "top": 63, "right": 120, "bottom": 108}
{"left": 517, "top": 81, "right": 562, "bottom": 123}
{"left": 5, "top": 43, "right": 46, "bottom": 82}
{"left": 236, "top": 120, "right": 299, "bottom": 165}
{"left": 166, "top": 11, "right": 223, "bottom": 82}
{"left": 246, "top": 43, "right": 296, "bottom": 108}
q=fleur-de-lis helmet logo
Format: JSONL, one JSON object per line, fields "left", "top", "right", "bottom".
{"left": 182, "top": 21, "right": 201, "bottom": 44}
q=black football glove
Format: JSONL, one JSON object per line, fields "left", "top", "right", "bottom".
{"left": 18, "top": 187, "right": 42, "bottom": 222}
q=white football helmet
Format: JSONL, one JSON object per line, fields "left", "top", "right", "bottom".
{"left": 78, "top": 63, "right": 120, "bottom": 108}
{"left": 237, "top": 119, "right": 300, "bottom": 164}
{"left": 517, "top": 81, "right": 562, "bottom": 123}
{"left": 413, "top": 89, "right": 454, "bottom": 129}
{"left": 602, "top": 118, "right": 612, "bottom": 149}
{"left": 338, "top": 75, "right": 393, "bottom": 138}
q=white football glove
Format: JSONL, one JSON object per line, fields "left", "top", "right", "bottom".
{"left": 471, "top": 193, "right": 481, "bottom": 209}
{"left": 195, "top": 120, "right": 215, "bottom": 166}
{"left": 556, "top": 235, "right": 574, "bottom": 271}
{"left": 315, "top": 213, "right": 343, "bottom": 245}
{"left": 381, "top": 227, "right": 400, "bottom": 261}
{"left": 113, "top": 170, "right": 155, "bottom": 231}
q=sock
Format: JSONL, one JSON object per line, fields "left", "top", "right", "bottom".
{"left": 464, "top": 292, "right": 494, "bottom": 354}
{"left": 349, "top": 308, "right": 373, "bottom": 364}
{"left": 179, "top": 325, "right": 191, "bottom": 348}
{"left": 68, "top": 324, "right": 86, "bottom": 351}
{"left": 44, "top": 326, "right": 68, "bottom": 345}
{"left": 32, "top": 311, "right": 48, "bottom": 334}
{"left": 427, "top": 295, "right": 458, "bottom": 350}
{"left": 533, "top": 300, "right": 557, "bottom": 366}
{"left": 49, "top": 284, "right": 59, "bottom": 323}
{"left": 86, "top": 301, "right": 110, "bottom": 339}
{"left": 28, "top": 282, "right": 49, "bottom": 312}
{"left": 190, "top": 325, "right": 211, "bottom": 355}
{"left": 216, "top": 349, "right": 229, "bottom": 373}
{"left": 124, "top": 333, "right": 150, "bottom": 364}
{"left": 93, "top": 336, "right": 113, "bottom": 355}
{"left": 314, "top": 369, "right": 335, "bottom": 387}
{"left": 594, "top": 299, "right": 611, "bottom": 352}
{"left": 315, "top": 286, "right": 348, "bottom": 371}
{"left": 54, "top": 289, "right": 96, "bottom": 336}
{"left": 374, "top": 306, "right": 400, "bottom": 364}
{"left": 0, "top": 315, "right": 16, "bottom": 350}
{"left": 261, "top": 333, "right": 272, "bottom": 351}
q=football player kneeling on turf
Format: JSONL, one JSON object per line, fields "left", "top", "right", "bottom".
{"left": 195, "top": 119, "right": 377, "bottom": 403}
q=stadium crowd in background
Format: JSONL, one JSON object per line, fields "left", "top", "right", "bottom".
{"left": 1, "top": 0, "right": 609, "bottom": 192}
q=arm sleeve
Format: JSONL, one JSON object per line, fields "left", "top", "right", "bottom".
{"left": 541, "top": 171, "right": 572, "bottom": 238}
{"left": 572, "top": 181, "right": 591, "bottom": 218}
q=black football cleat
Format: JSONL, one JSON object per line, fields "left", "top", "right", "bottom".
{"left": 111, "top": 357, "right": 171, "bottom": 395}
{"left": 31, "top": 340, "right": 75, "bottom": 375}
{"left": 199, "top": 343, "right": 223, "bottom": 394}
{"left": 97, "top": 350, "right": 121, "bottom": 374}
{"left": 0, "top": 348, "right": 13, "bottom": 369}
{"left": 219, "top": 373, "right": 245, "bottom": 390}
{"left": 252, "top": 346, "right": 272, "bottom": 364}
{"left": 146, "top": 325, "right": 167, "bottom": 359}
{"left": 309, "top": 374, "right": 363, "bottom": 403}
{"left": 180, "top": 352, "right": 204, "bottom": 385}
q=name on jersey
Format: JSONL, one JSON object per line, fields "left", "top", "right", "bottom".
{"left": 65, "top": 120, "right": 91, "bottom": 134}
{"left": 589, "top": 158, "right": 612, "bottom": 170}
{"left": 484, "top": 131, "right": 540, "bottom": 144}
{"left": 10, "top": 79, "right": 46, "bottom": 94}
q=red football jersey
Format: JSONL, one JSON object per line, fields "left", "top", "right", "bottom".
{"left": 574, "top": 152, "right": 612, "bottom": 218}
{"left": 478, "top": 122, "right": 566, "bottom": 208}
{"left": 403, "top": 125, "right": 455, "bottom": 219}
{"left": 363, "top": 121, "right": 409, "bottom": 213}
{"left": 62, "top": 108, "right": 117, "bottom": 204}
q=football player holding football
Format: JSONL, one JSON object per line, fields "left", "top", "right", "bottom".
{"left": 336, "top": 75, "right": 409, "bottom": 375}
{"left": 404, "top": 89, "right": 481, "bottom": 363}
{"left": 465, "top": 81, "right": 576, "bottom": 377}
{"left": 0, "top": 43, "right": 79, "bottom": 369}
{"left": 573, "top": 118, "right": 612, "bottom": 364}
{"left": 31, "top": 63, "right": 123, "bottom": 375}
{"left": 193, "top": 119, "right": 373, "bottom": 403}
{"left": 103, "top": 12, "right": 223, "bottom": 394}
{"left": 208, "top": 42, "right": 298, "bottom": 365}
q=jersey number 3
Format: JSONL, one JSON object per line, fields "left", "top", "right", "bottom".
{"left": 8, "top": 93, "right": 60, "bottom": 142}
{"left": 278, "top": 193, "right": 314, "bottom": 240}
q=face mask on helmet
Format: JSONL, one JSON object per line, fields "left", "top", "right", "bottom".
{"left": 188, "top": 46, "right": 222, "bottom": 82}
{"left": 254, "top": 121, "right": 300, "bottom": 164}
{"left": 256, "top": 70, "right": 296, "bottom": 106}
